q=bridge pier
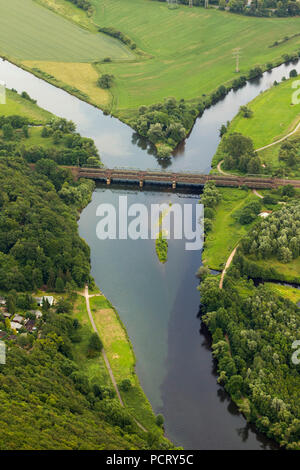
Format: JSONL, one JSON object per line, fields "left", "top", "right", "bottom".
{"left": 106, "top": 177, "right": 111, "bottom": 185}
{"left": 139, "top": 180, "right": 144, "bottom": 188}
{"left": 172, "top": 180, "right": 176, "bottom": 189}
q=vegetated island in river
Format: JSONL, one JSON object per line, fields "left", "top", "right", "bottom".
{"left": 155, "top": 203, "right": 172, "bottom": 263}
{"left": 0, "top": 89, "right": 174, "bottom": 450}
{"left": 4, "top": 0, "right": 300, "bottom": 156}
{"left": 199, "top": 78, "right": 300, "bottom": 449}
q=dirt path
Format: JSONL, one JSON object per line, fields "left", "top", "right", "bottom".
{"left": 84, "top": 285, "right": 124, "bottom": 406}
{"left": 256, "top": 119, "right": 300, "bottom": 152}
{"left": 217, "top": 160, "right": 229, "bottom": 175}
{"left": 82, "top": 286, "right": 148, "bottom": 433}
{"left": 219, "top": 246, "right": 238, "bottom": 289}
{"left": 218, "top": 188, "right": 263, "bottom": 289}
{"left": 217, "top": 120, "right": 300, "bottom": 176}
{"left": 252, "top": 189, "right": 264, "bottom": 199}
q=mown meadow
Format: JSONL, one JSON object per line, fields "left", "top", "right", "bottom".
{"left": 229, "top": 76, "right": 300, "bottom": 149}
{"left": 0, "top": 0, "right": 132, "bottom": 62}
{"left": 92, "top": 0, "right": 300, "bottom": 111}
{"left": 3, "top": 0, "right": 300, "bottom": 117}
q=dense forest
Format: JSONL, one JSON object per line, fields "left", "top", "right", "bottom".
{"left": 200, "top": 274, "right": 300, "bottom": 449}
{"left": 200, "top": 181, "right": 300, "bottom": 448}
{"left": 0, "top": 306, "right": 145, "bottom": 450}
{"left": 0, "top": 142, "right": 171, "bottom": 448}
{"left": 240, "top": 201, "right": 300, "bottom": 263}
{"left": 0, "top": 156, "right": 94, "bottom": 292}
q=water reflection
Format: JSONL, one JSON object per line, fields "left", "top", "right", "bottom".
{"left": 1, "top": 57, "right": 300, "bottom": 172}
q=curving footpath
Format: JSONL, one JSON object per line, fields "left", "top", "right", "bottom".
{"left": 217, "top": 119, "right": 300, "bottom": 176}
{"left": 255, "top": 119, "right": 300, "bottom": 152}
{"left": 218, "top": 189, "right": 264, "bottom": 289}
{"left": 219, "top": 247, "right": 238, "bottom": 289}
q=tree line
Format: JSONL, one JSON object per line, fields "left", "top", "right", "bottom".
{"left": 200, "top": 271, "right": 300, "bottom": 449}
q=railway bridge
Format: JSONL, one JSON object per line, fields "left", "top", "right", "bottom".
{"left": 68, "top": 167, "right": 300, "bottom": 190}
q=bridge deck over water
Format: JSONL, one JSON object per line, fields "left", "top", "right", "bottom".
{"left": 71, "top": 167, "right": 300, "bottom": 190}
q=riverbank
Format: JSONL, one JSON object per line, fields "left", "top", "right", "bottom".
{"left": 5, "top": 0, "right": 300, "bottom": 156}
{"left": 87, "top": 290, "right": 165, "bottom": 433}
{"left": 1, "top": 51, "right": 293, "bottom": 449}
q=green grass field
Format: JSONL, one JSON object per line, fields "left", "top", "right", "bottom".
{"left": 229, "top": 77, "right": 300, "bottom": 149}
{"left": 203, "top": 188, "right": 262, "bottom": 270}
{"left": 0, "top": 0, "right": 132, "bottom": 62}
{"left": 35, "top": 0, "right": 97, "bottom": 32}
{"left": 91, "top": 0, "right": 300, "bottom": 111}
{"left": 89, "top": 295, "right": 160, "bottom": 432}
{"left": 247, "top": 255, "right": 300, "bottom": 284}
{"left": 265, "top": 283, "right": 300, "bottom": 304}
{"left": 3, "top": 0, "right": 300, "bottom": 116}
{"left": 1, "top": 89, "right": 53, "bottom": 123}
{"left": 72, "top": 295, "right": 111, "bottom": 386}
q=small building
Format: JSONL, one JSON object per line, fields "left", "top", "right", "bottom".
{"left": 12, "top": 314, "right": 24, "bottom": 324}
{"left": 10, "top": 321, "right": 23, "bottom": 331}
{"left": 30, "top": 310, "right": 42, "bottom": 319}
{"left": 43, "top": 296, "right": 54, "bottom": 306}
{"left": 0, "top": 297, "right": 6, "bottom": 306}
{"left": 259, "top": 211, "right": 272, "bottom": 218}
{"left": 25, "top": 319, "right": 36, "bottom": 333}
{"left": 35, "top": 296, "right": 54, "bottom": 307}
{"left": 35, "top": 297, "right": 43, "bottom": 306}
{"left": 3, "top": 312, "right": 11, "bottom": 318}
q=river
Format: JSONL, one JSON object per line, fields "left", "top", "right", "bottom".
{"left": 1, "top": 57, "right": 297, "bottom": 449}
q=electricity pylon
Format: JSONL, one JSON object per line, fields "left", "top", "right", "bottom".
{"left": 232, "top": 47, "right": 241, "bottom": 73}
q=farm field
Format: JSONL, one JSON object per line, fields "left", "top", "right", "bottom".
{"left": 34, "top": 0, "right": 97, "bottom": 31}
{"left": 91, "top": 0, "right": 300, "bottom": 111}
{"left": 23, "top": 61, "right": 112, "bottom": 108}
{"left": 2, "top": 0, "right": 300, "bottom": 117}
{"left": 0, "top": 0, "right": 132, "bottom": 62}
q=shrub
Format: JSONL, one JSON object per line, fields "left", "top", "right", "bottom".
{"left": 88, "top": 333, "right": 103, "bottom": 357}
{"left": 289, "top": 69, "right": 298, "bottom": 78}
{"left": 97, "top": 74, "right": 114, "bottom": 89}
{"left": 120, "top": 379, "right": 132, "bottom": 392}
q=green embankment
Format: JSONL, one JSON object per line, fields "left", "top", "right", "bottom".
{"left": 72, "top": 295, "right": 111, "bottom": 387}
{"left": 203, "top": 188, "right": 263, "bottom": 271}
{"left": 88, "top": 295, "right": 162, "bottom": 433}
{"left": 229, "top": 77, "right": 300, "bottom": 149}
{"left": 1, "top": 89, "right": 53, "bottom": 124}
